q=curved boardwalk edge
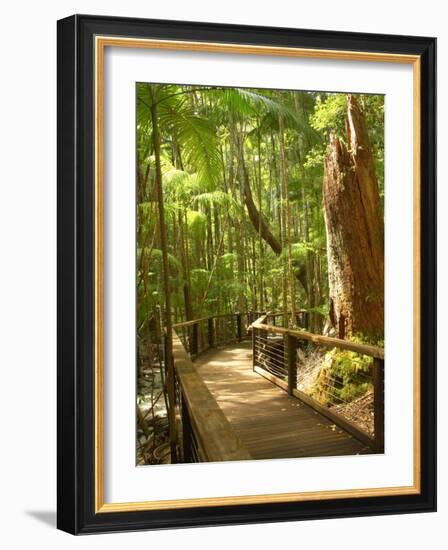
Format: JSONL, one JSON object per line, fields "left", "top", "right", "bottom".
{"left": 172, "top": 331, "right": 252, "bottom": 462}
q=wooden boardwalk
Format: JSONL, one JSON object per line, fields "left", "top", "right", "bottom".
{"left": 194, "top": 341, "right": 370, "bottom": 460}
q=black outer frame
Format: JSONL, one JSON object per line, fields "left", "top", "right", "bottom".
{"left": 57, "top": 14, "right": 436, "bottom": 535}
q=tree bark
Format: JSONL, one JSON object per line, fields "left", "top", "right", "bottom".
{"left": 149, "top": 85, "right": 178, "bottom": 462}
{"left": 323, "top": 94, "right": 384, "bottom": 340}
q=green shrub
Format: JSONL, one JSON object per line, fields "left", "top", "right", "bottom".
{"left": 310, "top": 338, "right": 377, "bottom": 405}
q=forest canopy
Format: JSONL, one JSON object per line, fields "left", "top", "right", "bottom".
{"left": 137, "top": 83, "right": 384, "bottom": 335}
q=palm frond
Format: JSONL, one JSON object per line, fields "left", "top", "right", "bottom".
{"left": 157, "top": 95, "right": 221, "bottom": 190}
{"left": 193, "top": 190, "right": 231, "bottom": 208}
{"left": 137, "top": 247, "right": 182, "bottom": 273}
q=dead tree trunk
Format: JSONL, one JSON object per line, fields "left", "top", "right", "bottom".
{"left": 323, "top": 95, "right": 384, "bottom": 340}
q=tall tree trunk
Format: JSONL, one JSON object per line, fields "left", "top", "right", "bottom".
{"left": 228, "top": 118, "right": 246, "bottom": 314}
{"left": 238, "top": 143, "right": 282, "bottom": 256}
{"left": 278, "top": 110, "right": 294, "bottom": 326}
{"left": 179, "top": 210, "right": 193, "bottom": 322}
{"left": 205, "top": 205, "right": 213, "bottom": 271}
{"left": 323, "top": 94, "right": 384, "bottom": 340}
{"left": 256, "top": 128, "right": 265, "bottom": 312}
{"left": 149, "top": 85, "right": 178, "bottom": 462}
{"left": 236, "top": 127, "right": 308, "bottom": 305}
{"left": 302, "top": 189, "right": 316, "bottom": 331}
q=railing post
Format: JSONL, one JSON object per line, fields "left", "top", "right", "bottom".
{"left": 304, "top": 311, "right": 310, "bottom": 331}
{"left": 237, "top": 313, "right": 242, "bottom": 341}
{"left": 181, "top": 397, "right": 192, "bottom": 463}
{"left": 252, "top": 327, "right": 257, "bottom": 370}
{"left": 286, "top": 334, "right": 298, "bottom": 395}
{"left": 260, "top": 328, "right": 268, "bottom": 348}
{"left": 373, "top": 357, "right": 385, "bottom": 452}
{"left": 190, "top": 322, "right": 199, "bottom": 356}
{"left": 257, "top": 328, "right": 268, "bottom": 371}
{"left": 215, "top": 318, "right": 219, "bottom": 345}
{"left": 207, "top": 317, "right": 215, "bottom": 348}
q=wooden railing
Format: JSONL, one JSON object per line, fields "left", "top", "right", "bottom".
{"left": 268, "top": 310, "right": 310, "bottom": 330}
{"left": 173, "top": 312, "right": 252, "bottom": 358}
{"left": 250, "top": 314, "right": 385, "bottom": 452}
{"left": 171, "top": 313, "right": 252, "bottom": 462}
{"left": 170, "top": 309, "right": 385, "bottom": 461}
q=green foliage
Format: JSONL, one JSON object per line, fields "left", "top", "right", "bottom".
{"left": 137, "top": 248, "right": 183, "bottom": 274}
{"left": 305, "top": 304, "right": 329, "bottom": 318}
{"left": 190, "top": 268, "right": 210, "bottom": 293}
{"left": 137, "top": 83, "right": 222, "bottom": 190}
{"left": 290, "top": 241, "right": 314, "bottom": 258}
{"left": 303, "top": 144, "right": 326, "bottom": 170}
{"left": 206, "top": 87, "right": 300, "bottom": 125}
{"left": 136, "top": 83, "right": 384, "bottom": 344}
{"left": 218, "top": 252, "right": 237, "bottom": 267}
{"left": 162, "top": 167, "right": 192, "bottom": 195}
{"left": 310, "top": 94, "right": 347, "bottom": 135}
{"left": 138, "top": 201, "right": 156, "bottom": 215}
{"left": 186, "top": 210, "right": 207, "bottom": 239}
{"left": 311, "top": 342, "right": 375, "bottom": 406}
{"left": 136, "top": 82, "right": 385, "bottom": 462}
{"left": 193, "top": 190, "right": 236, "bottom": 213}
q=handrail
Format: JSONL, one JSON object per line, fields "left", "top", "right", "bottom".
{"left": 250, "top": 314, "right": 384, "bottom": 451}
{"left": 170, "top": 310, "right": 384, "bottom": 455}
{"left": 172, "top": 330, "right": 251, "bottom": 462}
{"left": 173, "top": 312, "right": 251, "bottom": 357}
{"left": 251, "top": 319, "right": 384, "bottom": 359}
{"left": 268, "top": 309, "right": 322, "bottom": 316}
{"left": 172, "top": 315, "right": 213, "bottom": 329}
{"left": 173, "top": 312, "right": 250, "bottom": 329}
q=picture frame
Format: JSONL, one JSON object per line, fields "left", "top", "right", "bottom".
{"left": 57, "top": 14, "right": 436, "bottom": 534}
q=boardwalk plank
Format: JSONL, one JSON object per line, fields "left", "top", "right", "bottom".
{"left": 195, "top": 341, "right": 371, "bottom": 460}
